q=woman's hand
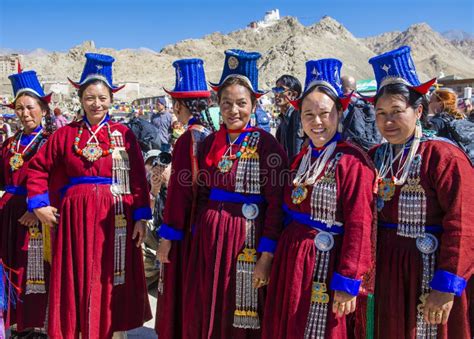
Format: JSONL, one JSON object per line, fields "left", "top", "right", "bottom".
{"left": 156, "top": 239, "right": 172, "bottom": 264}
{"left": 33, "top": 206, "right": 58, "bottom": 225}
{"left": 132, "top": 220, "right": 146, "bottom": 247}
{"left": 332, "top": 291, "right": 357, "bottom": 317}
{"left": 423, "top": 290, "right": 454, "bottom": 325}
{"left": 253, "top": 252, "right": 273, "bottom": 288}
{"left": 18, "top": 211, "right": 39, "bottom": 227}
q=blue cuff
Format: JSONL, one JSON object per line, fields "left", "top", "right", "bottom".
{"left": 27, "top": 192, "right": 50, "bottom": 212}
{"left": 430, "top": 270, "right": 467, "bottom": 296}
{"left": 330, "top": 272, "right": 362, "bottom": 296}
{"left": 158, "top": 224, "right": 184, "bottom": 241}
{"left": 257, "top": 237, "right": 277, "bottom": 253}
{"left": 133, "top": 207, "right": 152, "bottom": 221}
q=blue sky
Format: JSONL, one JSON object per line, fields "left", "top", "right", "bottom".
{"left": 0, "top": 0, "right": 473, "bottom": 51}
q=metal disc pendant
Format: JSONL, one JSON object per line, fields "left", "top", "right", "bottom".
{"left": 110, "top": 184, "right": 122, "bottom": 196}
{"left": 9, "top": 153, "right": 24, "bottom": 171}
{"left": 314, "top": 231, "right": 334, "bottom": 252}
{"left": 242, "top": 203, "right": 259, "bottom": 220}
{"left": 416, "top": 233, "right": 439, "bottom": 254}
{"left": 291, "top": 185, "right": 308, "bottom": 205}
{"left": 82, "top": 143, "right": 103, "bottom": 162}
{"left": 217, "top": 157, "right": 233, "bottom": 173}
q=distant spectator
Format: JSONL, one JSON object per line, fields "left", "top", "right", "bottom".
{"left": 429, "top": 88, "right": 463, "bottom": 138}
{"left": 458, "top": 97, "right": 473, "bottom": 118}
{"left": 150, "top": 97, "right": 173, "bottom": 152}
{"left": 341, "top": 75, "right": 382, "bottom": 151}
{"left": 0, "top": 115, "right": 12, "bottom": 147}
{"left": 53, "top": 107, "right": 69, "bottom": 128}
{"left": 274, "top": 74, "right": 303, "bottom": 160}
{"left": 254, "top": 102, "right": 271, "bottom": 132}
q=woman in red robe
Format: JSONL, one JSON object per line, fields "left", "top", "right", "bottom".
{"left": 262, "top": 59, "right": 376, "bottom": 339}
{"left": 27, "top": 53, "right": 152, "bottom": 339}
{"left": 182, "top": 49, "right": 288, "bottom": 338}
{"left": 0, "top": 70, "right": 56, "bottom": 337}
{"left": 368, "top": 46, "right": 474, "bottom": 338}
{"left": 154, "top": 58, "right": 215, "bottom": 338}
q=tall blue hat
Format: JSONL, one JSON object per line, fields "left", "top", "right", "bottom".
{"left": 164, "top": 58, "right": 211, "bottom": 98}
{"left": 210, "top": 49, "right": 265, "bottom": 98}
{"left": 291, "top": 58, "right": 352, "bottom": 110}
{"left": 368, "top": 46, "right": 436, "bottom": 95}
{"left": 68, "top": 53, "right": 125, "bottom": 92}
{"left": 4, "top": 69, "right": 52, "bottom": 108}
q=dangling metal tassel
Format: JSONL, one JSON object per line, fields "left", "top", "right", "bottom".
{"left": 415, "top": 234, "right": 438, "bottom": 338}
{"left": 111, "top": 130, "right": 131, "bottom": 195}
{"left": 310, "top": 153, "right": 342, "bottom": 227}
{"left": 26, "top": 224, "right": 46, "bottom": 294}
{"left": 113, "top": 197, "right": 127, "bottom": 286}
{"left": 235, "top": 154, "right": 248, "bottom": 193}
{"left": 398, "top": 154, "right": 426, "bottom": 238}
{"left": 157, "top": 264, "right": 164, "bottom": 295}
{"left": 304, "top": 232, "right": 334, "bottom": 339}
{"left": 233, "top": 219, "right": 260, "bottom": 329}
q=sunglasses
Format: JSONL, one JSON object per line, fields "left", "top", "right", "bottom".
{"left": 272, "top": 87, "right": 289, "bottom": 94}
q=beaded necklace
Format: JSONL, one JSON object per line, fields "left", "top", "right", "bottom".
{"left": 8, "top": 129, "right": 45, "bottom": 171}
{"left": 73, "top": 118, "right": 115, "bottom": 162}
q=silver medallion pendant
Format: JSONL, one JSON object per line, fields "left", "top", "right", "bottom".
{"left": 314, "top": 231, "right": 334, "bottom": 252}
{"left": 416, "top": 233, "right": 439, "bottom": 254}
{"left": 110, "top": 184, "right": 123, "bottom": 196}
{"left": 242, "top": 203, "right": 259, "bottom": 220}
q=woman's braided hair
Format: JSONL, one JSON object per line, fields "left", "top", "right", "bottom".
{"left": 180, "top": 97, "right": 216, "bottom": 132}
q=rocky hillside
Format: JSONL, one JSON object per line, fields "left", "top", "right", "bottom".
{"left": 5, "top": 16, "right": 474, "bottom": 99}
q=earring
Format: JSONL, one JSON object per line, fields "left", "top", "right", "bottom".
{"left": 337, "top": 121, "right": 343, "bottom": 133}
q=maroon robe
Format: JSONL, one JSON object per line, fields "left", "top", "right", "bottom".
{"left": 262, "top": 141, "right": 376, "bottom": 339}
{"left": 26, "top": 120, "right": 152, "bottom": 338}
{"left": 370, "top": 139, "right": 474, "bottom": 339}
{"left": 0, "top": 131, "right": 55, "bottom": 331}
{"left": 183, "top": 129, "right": 288, "bottom": 338}
{"left": 155, "top": 124, "right": 209, "bottom": 338}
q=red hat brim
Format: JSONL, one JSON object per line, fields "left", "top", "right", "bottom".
{"left": 163, "top": 88, "right": 211, "bottom": 99}
{"left": 68, "top": 77, "right": 125, "bottom": 93}
{"left": 362, "top": 78, "right": 437, "bottom": 103}
{"left": 2, "top": 92, "right": 52, "bottom": 109}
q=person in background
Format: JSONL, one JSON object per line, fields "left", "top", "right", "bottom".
{"left": 0, "top": 116, "right": 13, "bottom": 148}
{"left": 53, "top": 107, "right": 69, "bottom": 128}
{"left": 429, "top": 88, "right": 463, "bottom": 138}
{"left": 275, "top": 74, "right": 304, "bottom": 160}
{"left": 340, "top": 75, "right": 382, "bottom": 151}
{"left": 151, "top": 97, "right": 174, "bottom": 152}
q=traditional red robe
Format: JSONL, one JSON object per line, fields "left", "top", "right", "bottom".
{"left": 0, "top": 129, "right": 57, "bottom": 331}
{"left": 370, "top": 139, "right": 474, "bottom": 339}
{"left": 155, "top": 123, "right": 210, "bottom": 338}
{"left": 26, "top": 119, "right": 152, "bottom": 339}
{"left": 182, "top": 128, "right": 288, "bottom": 338}
{"left": 262, "top": 140, "right": 376, "bottom": 339}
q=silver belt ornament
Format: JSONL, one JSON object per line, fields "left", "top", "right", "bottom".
{"left": 314, "top": 231, "right": 334, "bottom": 252}
{"left": 242, "top": 203, "right": 259, "bottom": 220}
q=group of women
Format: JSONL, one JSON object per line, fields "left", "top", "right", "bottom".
{"left": 0, "top": 45, "right": 472, "bottom": 339}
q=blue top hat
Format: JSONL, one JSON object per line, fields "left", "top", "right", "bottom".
{"left": 68, "top": 53, "right": 124, "bottom": 92}
{"left": 289, "top": 58, "right": 352, "bottom": 111}
{"left": 369, "top": 46, "right": 435, "bottom": 95}
{"left": 164, "top": 58, "right": 211, "bottom": 98}
{"left": 4, "top": 70, "right": 52, "bottom": 108}
{"left": 303, "top": 58, "right": 344, "bottom": 97}
{"left": 210, "top": 49, "right": 265, "bottom": 97}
